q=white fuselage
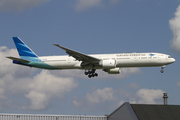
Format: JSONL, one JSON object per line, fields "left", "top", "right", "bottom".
{"left": 38, "top": 52, "right": 175, "bottom": 70}
{"left": 9, "top": 37, "right": 176, "bottom": 77}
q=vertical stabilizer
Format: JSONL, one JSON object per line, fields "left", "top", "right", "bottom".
{"left": 13, "top": 37, "right": 38, "bottom": 58}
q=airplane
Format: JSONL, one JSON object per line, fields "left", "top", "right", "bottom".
{"left": 7, "top": 37, "right": 175, "bottom": 78}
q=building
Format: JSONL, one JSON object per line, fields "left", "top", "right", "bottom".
{"left": 108, "top": 102, "right": 180, "bottom": 120}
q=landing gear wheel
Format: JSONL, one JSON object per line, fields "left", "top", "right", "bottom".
{"left": 88, "top": 75, "right": 91, "bottom": 78}
{"left": 160, "top": 65, "right": 166, "bottom": 73}
{"left": 84, "top": 69, "right": 98, "bottom": 78}
{"left": 85, "top": 71, "right": 88, "bottom": 75}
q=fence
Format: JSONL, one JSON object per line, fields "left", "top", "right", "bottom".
{"left": 0, "top": 114, "right": 107, "bottom": 120}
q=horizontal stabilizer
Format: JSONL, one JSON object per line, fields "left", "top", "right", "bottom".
{"left": 6, "top": 56, "right": 30, "bottom": 63}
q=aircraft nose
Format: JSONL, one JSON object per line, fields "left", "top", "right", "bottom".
{"left": 173, "top": 58, "right": 175, "bottom": 62}
{"left": 171, "top": 58, "right": 175, "bottom": 63}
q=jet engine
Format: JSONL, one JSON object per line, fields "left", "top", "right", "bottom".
{"left": 99, "top": 60, "right": 116, "bottom": 69}
{"left": 103, "top": 68, "right": 120, "bottom": 74}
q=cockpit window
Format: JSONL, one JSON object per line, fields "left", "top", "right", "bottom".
{"left": 168, "top": 56, "right": 172, "bottom": 58}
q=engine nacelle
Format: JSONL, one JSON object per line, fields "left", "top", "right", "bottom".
{"left": 104, "top": 68, "right": 120, "bottom": 74}
{"left": 99, "top": 60, "right": 116, "bottom": 69}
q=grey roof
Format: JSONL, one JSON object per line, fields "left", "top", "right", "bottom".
{"left": 108, "top": 102, "right": 138, "bottom": 120}
{"left": 131, "top": 104, "right": 180, "bottom": 120}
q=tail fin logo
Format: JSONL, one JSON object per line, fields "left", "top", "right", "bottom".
{"left": 13, "top": 37, "right": 38, "bottom": 58}
{"left": 149, "top": 53, "right": 155, "bottom": 57}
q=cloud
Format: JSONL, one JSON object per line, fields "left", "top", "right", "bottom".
{"left": 0, "top": 46, "right": 35, "bottom": 109}
{"left": 128, "top": 83, "right": 140, "bottom": 89}
{"left": 25, "top": 90, "right": 48, "bottom": 110}
{"left": 73, "top": 87, "right": 118, "bottom": 111}
{"left": 120, "top": 88, "right": 165, "bottom": 104}
{"left": 75, "top": 0, "right": 102, "bottom": 11}
{"left": 21, "top": 70, "right": 78, "bottom": 110}
{"left": 0, "top": 0, "right": 50, "bottom": 12}
{"left": 135, "top": 88, "right": 165, "bottom": 104}
{"left": 119, "top": 88, "right": 165, "bottom": 105}
{"left": 73, "top": 87, "right": 165, "bottom": 112}
{"left": 177, "top": 82, "right": 180, "bottom": 88}
{"left": 85, "top": 87, "right": 116, "bottom": 104}
{"left": 0, "top": 46, "right": 35, "bottom": 78}
{"left": 8, "top": 70, "right": 78, "bottom": 110}
{"left": 0, "top": 88, "right": 6, "bottom": 109}
{"left": 75, "top": 0, "right": 120, "bottom": 11}
{"left": 169, "top": 5, "right": 180, "bottom": 54}
{"left": 0, "top": 46, "right": 78, "bottom": 110}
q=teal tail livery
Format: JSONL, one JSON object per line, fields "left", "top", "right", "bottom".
{"left": 7, "top": 37, "right": 175, "bottom": 78}
{"left": 7, "top": 37, "right": 58, "bottom": 69}
{"left": 13, "top": 37, "right": 38, "bottom": 59}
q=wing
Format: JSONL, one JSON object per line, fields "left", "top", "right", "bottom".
{"left": 6, "top": 56, "right": 30, "bottom": 63}
{"left": 53, "top": 44, "right": 100, "bottom": 63}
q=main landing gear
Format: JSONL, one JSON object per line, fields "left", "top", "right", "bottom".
{"left": 84, "top": 69, "right": 98, "bottom": 78}
{"left": 160, "top": 65, "right": 166, "bottom": 73}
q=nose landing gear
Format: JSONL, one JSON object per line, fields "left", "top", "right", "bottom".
{"left": 160, "top": 65, "right": 166, "bottom": 73}
{"left": 84, "top": 69, "right": 98, "bottom": 78}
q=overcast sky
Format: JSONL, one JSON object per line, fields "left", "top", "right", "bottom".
{"left": 0, "top": 0, "right": 180, "bottom": 116}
